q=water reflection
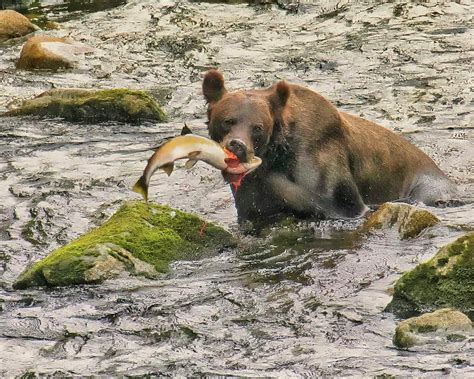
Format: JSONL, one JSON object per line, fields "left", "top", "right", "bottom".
{"left": 1, "top": 0, "right": 127, "bottom": 27}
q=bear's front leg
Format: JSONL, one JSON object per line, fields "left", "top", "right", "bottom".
{"left": 267, "top": 173, "right": 317, "bottom": 213}
{"left": 267, "top": 173, "right": 368, "bottom": 219}
{"left": 330, "top": 179, "right": 369, "bottom": 218}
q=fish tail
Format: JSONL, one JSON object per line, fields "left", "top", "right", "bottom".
{"left": 132, "top": 175, "right": 149, "bottom": 202}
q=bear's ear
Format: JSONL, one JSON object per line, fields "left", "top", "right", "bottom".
{"left": 270, "top": 80, "right": 290, "bottom": 109}
{"left": 203, "top": 69, "right": 227, "bottom": 103}
{"left": 276, "top": 81, "right": 290, "bottom": 105}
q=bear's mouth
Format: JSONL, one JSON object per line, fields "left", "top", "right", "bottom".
{"left": 223, "top": 148, "right": 248, "bottom": 190}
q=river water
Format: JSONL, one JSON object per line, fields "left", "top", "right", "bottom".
{"left": 0, "top": 0, "right": 473, "bottom": 377}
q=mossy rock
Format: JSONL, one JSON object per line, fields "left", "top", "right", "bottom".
{"left": 14, "top": 201, "right": 236, "bottom": 289}
{"left": 386, "top": 232, "right": 474, "bottom": 318}
{"left": 0, "top": 10, "right": 39, "bottom": 42}
{"left": 393, "top": 308, "right": 472, "bottom": 348}
{"left": 361, "top": 202, "right": 439, "bottom": 239}
{"left": 3, "top": 88, "right": 166, "bottom": 123}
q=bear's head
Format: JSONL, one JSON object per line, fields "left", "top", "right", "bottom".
{"left": 202, "top": 70, "right": 290, "bottom": 163}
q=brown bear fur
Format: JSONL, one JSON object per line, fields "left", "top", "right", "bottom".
{"left": 203, "top": 70, "right": 457, "bottom": 224}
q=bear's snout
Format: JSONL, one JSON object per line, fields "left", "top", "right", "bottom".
{"left": 227, "top": 139, "right": 249, "bottom": 162}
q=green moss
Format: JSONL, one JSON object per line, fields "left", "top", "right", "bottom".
{"left": 417, "top": 324, "right": 437, "bottom": 333}
{"left": 437, "top": 257, "right": 449, "bottom": 267}
{"left": 21, "top": 219, "right": 45, "bottom": 246}
{"left": 401, "top": 210, "right": 439, "bottom": 239}
{"left": 393, "top": 308, "right": 472, "bottom": 348}
{"left": 0, "top": 252, "right": 10, "bottom": 262}
{"left": 3, "top": 88, "right": 166, "bottom": 123}
{"left": 361, "top": 203, "right": 439, "bottom": 240}
{"left": 386, "top": 232, "right": 474, "bottom": 318}
{"left": 14, "top": 201, "right": 235, "bottom": 289}
{"left": 393, "top": 326, "right": 416, "bottom": 349}
{"left": 446, "top": 333, "right": 466, "bottom": 342}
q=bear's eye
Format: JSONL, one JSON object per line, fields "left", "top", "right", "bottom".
{"left": 252, "top": 124, "right": 264, "bottom": 137}
{"left": 221, "top": 118, "right": 235, "bottom": 132}
{"left": 222, "top": 118, "right": 235, "bottom": 126}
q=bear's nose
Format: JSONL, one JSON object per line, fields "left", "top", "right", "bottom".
{"left": 227, "top": 139, "right": 248, "bottom": 162}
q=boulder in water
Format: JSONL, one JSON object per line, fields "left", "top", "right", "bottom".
{"left": 361, "top": 202, "right": 439, "bottom": 239}
{"left": 16, "top": 35, "right": 92, "bottom": 70}
{"left": 14, "top": 201, "right": 236, "bottom": 289}
{"left": 386, "top": 232, "right": 474, "bottom": 318}
{"left": 3, "top": 88, "right": 167, "bottom": 123}
{"left": 393, "top": 308, "right": 472, "bottom": 348}
{"left": 0, "top": 10, "right": 39, "bottom": 42}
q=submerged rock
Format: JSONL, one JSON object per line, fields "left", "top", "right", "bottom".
{"left": 16, "top": 35, "right": 92, "bottom": 70}
{"left": 361, "top": 202, "right": 439, "bottom": 239}
{"left": 14, "top": 201, "right": 235, "bottom": 289}
{"left": 393, "top": 308, "right": 472, "bottom": 348}
{"left": 0, "top": 10, "right": 39, "bottom": 42}
{"left": 3, "top": 88, "right": 166, "bottom": 123}
{"left": 386, "top": 232, "right": 474, "bottom": 318}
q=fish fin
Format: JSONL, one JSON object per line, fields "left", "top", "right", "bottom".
{"left": 132, "top": 176, "right": 149, "bottom": 202}
{"left": 188, "top": 151, "right": 200, "bottom": 158}
{"left": 181, "top": 123, "right": 193, "bottom": 135}
{"left": 161, "top": 162, "right": 174, "bottom": 176}
{"left": 185, "top": 159, "right": 198, "bottom": 169}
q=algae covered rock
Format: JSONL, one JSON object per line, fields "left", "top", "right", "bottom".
{"left": 361, "top": 202, "right": 439, "bottom": 239}
{"left": 393, "top": 308, "right": 472, "bottom": 348}
{"left": 14, "top": 201, "right": 235, "bottom": 289}
{"left": 3, "top": 88, "right": 166, "bottom": 123}
{"left": 16, "top": 35, "right": 92, "bottom": 70}
{"left": 386, "top": 232, "right": 474, "bottom": 318}
{"left": 0, "top": 10, "right": 39, "bottom": 42}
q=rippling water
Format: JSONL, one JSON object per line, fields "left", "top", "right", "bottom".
{"left": 0, "top": 0, "right": 473, "bottom": 376}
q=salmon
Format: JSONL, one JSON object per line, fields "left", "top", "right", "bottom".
{"left": 133, "top": 134, "right": 262, "bottom": 201}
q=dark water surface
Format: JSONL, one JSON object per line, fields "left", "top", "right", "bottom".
{"left": 1, "top": 0, "right": 127, "bottom": 24}
{"left": 0, "top": 0, "right": 473, "bottom": 377}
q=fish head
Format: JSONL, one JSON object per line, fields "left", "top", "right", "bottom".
{"left": 223, "top": 155, "right": 263, "bottom": 191}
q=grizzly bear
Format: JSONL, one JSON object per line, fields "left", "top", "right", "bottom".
{"left": 202, "top": 70, "right": 457, "bottom": 224}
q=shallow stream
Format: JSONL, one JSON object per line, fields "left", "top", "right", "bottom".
{"left": 0, "top": 0, "right": 473, "bottom": 376}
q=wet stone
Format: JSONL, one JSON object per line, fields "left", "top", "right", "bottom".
{"left": 394, "top": 308, "right": 472, "bottom": 349}
{"left": 16, "top": 35, "right": 93, "bottom": 70}
{"left": 0, "top": 10, "right": 39, "bottom": 42}
{"left": 0, "top": 0, "right": 473, "bottom": 376}
{"left": 387, "top": 232, "right": 474, "bottom": 318}
{"left": 2, "top": 88, "right": 167, "bottom": 123}
{"left": 14, "top": 201, "right": 236, "bottom": 289}
{"left": 361, "top": 202, "right": 439, "bottom": 239}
